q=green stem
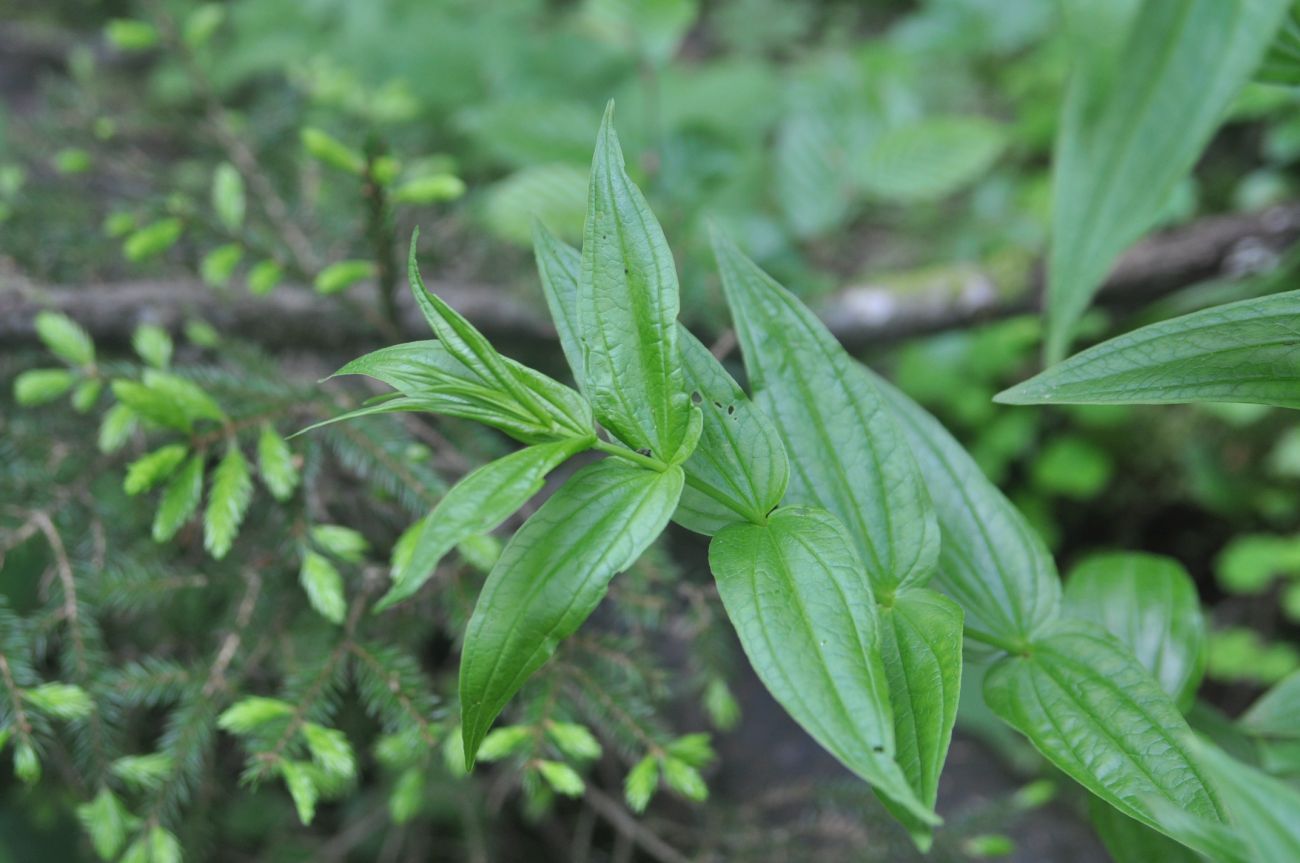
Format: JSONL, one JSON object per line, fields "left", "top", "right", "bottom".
{"left": 592, "top": 439, "right": 667, "bottom": 472}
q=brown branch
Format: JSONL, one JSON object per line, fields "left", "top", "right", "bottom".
{"left": 3, "top": 204, "right": 1297, "bottom": 353}
{"left": 582, "top": 784, "right": 692, "bottom": 863}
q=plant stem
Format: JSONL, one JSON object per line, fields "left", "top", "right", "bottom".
{"left": 592, "top": 439, "right": 667, "bottom": 472}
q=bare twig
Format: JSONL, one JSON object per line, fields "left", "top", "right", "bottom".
{"left": 583, "top": 784, "right": 692, "bottom": 863}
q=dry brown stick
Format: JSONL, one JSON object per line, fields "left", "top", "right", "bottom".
{"left": 582, "top": 784, "right": 692, "bottom": 863}
{"left": 3, "top": 203, "right": 1298, "bottom": 353}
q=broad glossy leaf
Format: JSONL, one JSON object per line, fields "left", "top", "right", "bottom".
{"left": 1000, "top": 290, "right": 1300, "bottom": 409}
{"left": 984, "top": 620, "right": 1224, "bottom": 847}
{"left": 1194, "top": 740, "right": 1300, "bottom": 862}
{"left": 460, "top": 460, "right": 682, "bottom": 764}
{"left": 877, "top": 588, "right": 963, "bottom": 848}
{"left": 717, "top": 232, "right": 938, "bottom": 592}
{"left": 873, "top": 373, "right": 1060, "bottom": 640}
{"left": 376, "top": 437, "right": 592, "bottom": 611}
{"left": 1089, "top": 796, "right": 1201, "bottom": 863}
{"left": 1046, "top": 0, "right": 1290, "bottom": 361}
{"left": 708, "top": 506, "right": 935, "bottom": 824}
{"left": 579, "top": 104, "right": 694, "bottom": 462}
{"left": 1064, "top": 552, "right": 1206, "bottom": 709}
{"left": 534, "top": 219, "right": 782, "bottom": 531}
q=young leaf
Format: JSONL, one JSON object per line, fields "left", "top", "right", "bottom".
{"left": 1045, "top": 0, "right": 1290, "bottom": 360}
{"left": 300, "top": 552, "right": 346, "bottom": 625}
{"left": 377, "top": 437, "right": 592, "bottom": 611}
{"left": 201, "top": 243, "right": 243, "bottom": 287}
{"left": 532, "top": 226, "right": 784, "bottom": 530}
{"left": 124, "top": 444, "right": 189, "bottom": 496}
{"left": 311, "top": 525, "right": 368, "bottom": 562}
{"left": 34, "top": 311, "right": 94, "bottom": 367}
{"left": 247, "top": 259, "right": 282, "bottom": 295}
{"left": 624, "top": 754, "right": 660, "bottom": 813}
{"left": 217, "top": 696, "right": 295, "bottom": 734}
{"left": 257, "top": 424, "right": 299, "bottom": 501}
{"left": 123, "top": 218, "right": 183, "bottom": 262}
{"left": 204, "top": 445, "right": 253, "bottom": 560}
{"left": 1064, "top": 552, "right": 1206, "bottom": 709}
{"left": 131, "top": 324, "right": 172, "bottom": 369}
{"left": 16, "top": 368, "right": 77, "bottom": 406}
{"left": 717, "top": 231, "right": 937, "bottom": 592}
{"left": 578, "top": 103, "right": 694, "bottom": 463}
{"left": 674, "top": 328, "right": 790, "bottom": 534}
{"left": 708, "top": 506, "right": 936, "bottom": 825}
{"left": 1240, "top": 670, "right": 1300, "bottom": 739}
{"left": 406, "top": 231, "right": 552, "bottom": 426}
{"left": 536, "top": 760, "right": 585, "bottom": 797}
{"left": 24, "top": 683, "right": 94, "bottom": 720}
{"left": 153, "top": 453, "right": 204, "bottom": 542}
{"left": 877, "top": 588, "right": 963, "bottom": 850}
{"left": 314, "top": 260, "right": 376, "bottom": 295}
{"left": 983, "top": 620, "right": 1223, "bottom": 849}
{"left": 546, "top": 723, "right": 602, "bottom": 761}
{"left": 98, "top": 404, "right": 138, "bottom": 453}
{"left": 212, "top": 162, "right": 245, "bottom": 232}
{"left": 875, "top": 372, "right": 1061, "bottom": 641}
{"left": 302, "top": 723, "right": 356, "bottom": 779}
{"left": 1000, "top": 290, "right": 1300, "bottom": 409}
{"left": 660, "top": 756, "right": 707, "bottom": 802}
{"left": 1193, "top": 739, "right": 1300, "bottom": 861}
{"left": 280, "top": 760, "right": 320, "bottom": 825}
{"left": 460, "top": 460, "right": 683, "bottom": 766}
{"left": 76, "top": 787, "right": 136, "bottom": 862}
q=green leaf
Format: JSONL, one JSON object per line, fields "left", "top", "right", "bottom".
{"left": 217, "top": 696, "right": 295, "bottom": 734}
{"left": 377, "top": 437, "right": 591, "bottom": 611}
{"left": 389, "top": 768, "right": 425, "bottom": 823}
{"left": 535, "top": 759, "right": 585, "bottom": 797}
{"left": 475, "top": 725, "right": 533, "bottom": 762}
{"left": 70, "top": 379, "right": 102, "bottom": 413}
{"left": 546, "top": 722, "right": 602, "bottom": 761}
{"left": 664, "top": 733, "right": 715, "bottom": 768}
{"left": 460, "top": 460, "right": 683, "bottom": 766}
{"left": 532, "top": 226, "right": 780, "bottom": 530}
{"left": 1089, "top": 796, "right": 1201, "bottom": 863}
{"left": 392, "top": 174, "right": 465, "bottom": 204}
{"left": 98, "top": 404, "right": 138, "bottom": 453}
{"left": 247, "top": 259, "right": 282, "bottom": 295}
{"left": 14, "top": 741, "right": 40, "bottom": 784}
{"left": 1194, "top": 740, "right": 1300, "bottom": 861}
{"left": 212, "top": 162, "right": 245, "bottom": 232}
{"left": 675, "top": 328, "right": 789, "bottom": 534}
{"left": 200, "top": 243, "right": 243, "bottom": 287}
{"left": 76, "top": 787, "right": 137, "bottom": 861}
{"left": 301, "top": 127, "right": 365, "bottom": 175}
{"left": 183, "top": 4, "right": 225, "bottom": 48}
{"left": 660, "top": 756, "right": 707, "bottom": 802}
{"left": 983, "top": 620, "right": 1223, "bottom": 848}
{"left": 406, "top": 232, "right": 556, "bottom": 427}
{"left": 1064, "top": 552, "right": 1206, "bottom": 709}
{"left": 717, "top": 231, "right": 937, "bottom": 592}
{"left": 131, "top": 324, "right": 172, "bottom": 369}
{"left": 300, "top": 552, "right": 346, "bottom": 624}
{"left": 1000, "top": 290, "right": 1300, "bottom": 409}
{"left": 124, "top": 444, "right": 189, "bottom": 496}
{"left": 105, "top": 19, "right": 158, "bottom": 51}
{"left": 532, "top": 222, "right": 588, "bottom": 391}
{"left": 708, "top": 506, "right": 936, "bottom": 825}
{"left": 482, "top": 163, "right": 588, "bottom": 245}
{"left": 857, "top": 117, "right": 1006, "bottom": 203}
{"left": 877, "top": 589, "right": 963, "bottom": 849}
{"left": 14, "top": 369, "right": 75, "bottom": 406}
{"left": 1045, "top": 0, "right": 1290, "bottom": 361}
{"left": 624, "top": 755, "right": 660, "bottom": 813}
{"left": 24, "top": 683, "right": 94, "bottom": 720}
{"left": 1240, "top": 670, "right": 1300, "bottom": 738}
{"left": 310, "top": 525, "right": 368, "bottom": 562}
{"left": 314, "top": 260, "right": 376, "bottom": 295}
{"left": 123, "top": 218, "right": 183, "bottom": 262}
{"left": 302, "top": 723, "right": 356, "bottom": 779}
{"left": 578, "top": 103, "right": 694, "bottom": 463}
{"left": 113, "top": 370, "right": 225, "bottom": 432}
{"left": 204, "top": 445, "right": 253, "bottom": 560}
{"left": 875, "top": 373, "right": 1061, "bottom": 641}
{"left": 110, "top": 753, "right": 172, "bottom": 791}
{"left": 280, "top": 760, "right": 320, "bottom": 825}
{"left": 34, "top": 311, "right": 94, "bottom": 366}
{"left": 257, "top": 424, "right": 299, "bottom": 501}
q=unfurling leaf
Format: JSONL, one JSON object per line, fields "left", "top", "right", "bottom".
{"left": 153, "top": 453, "right": 204, "bottom": 542}
{"left": 257, "top": 424, "right": 299, "bottom": 501}
{"left": 300, "top": 551, "right": 346, "bottom": 624}
{"left": 124, "top": 444, "right": 189, "bottom": 496}
{"left": 204, "top": 445, "right": 253, "bottom": 560}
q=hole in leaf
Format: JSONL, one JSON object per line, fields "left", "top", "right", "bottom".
{"left": 691, "top": 391, "right": 703, "bottom": 405}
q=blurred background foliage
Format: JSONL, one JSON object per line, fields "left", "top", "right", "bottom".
{"left": 3, "top": 0, "right": 1300, "bottom": 860}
